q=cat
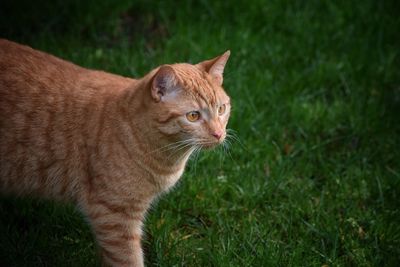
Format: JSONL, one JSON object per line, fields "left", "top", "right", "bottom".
{"left": 0, "top": 39, "right": 231, "bottom": 267}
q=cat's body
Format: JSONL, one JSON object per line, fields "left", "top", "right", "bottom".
{"left": 0, "top": 39, "right": 231, "bottom": 267}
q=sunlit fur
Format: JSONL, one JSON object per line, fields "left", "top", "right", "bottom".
{"left": 0, "top": 39, "right": 231, "bottom": 267}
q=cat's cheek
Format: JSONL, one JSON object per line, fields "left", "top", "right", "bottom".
{"left": 157, "top": 124, "right": 181, "bottom": 136}
{"left": 222, "top": 119, "right": 229, "bottom": 128}
{"left": 221, "top": 114, "right": 230, "bottom": 127}
{"left": 177, "top": 120, "right": 198, "bottom": 132}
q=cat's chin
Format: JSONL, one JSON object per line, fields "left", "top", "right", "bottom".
{"left": 199, "top": 142, "right": 221, "bottom": 150}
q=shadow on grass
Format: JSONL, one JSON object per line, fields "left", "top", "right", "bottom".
{"left": 0, "top": 196, "right": 98, "bottom": 267}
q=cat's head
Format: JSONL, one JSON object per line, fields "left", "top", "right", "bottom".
{"left": 150, "top": 51, "right": 231, "bottom": 149}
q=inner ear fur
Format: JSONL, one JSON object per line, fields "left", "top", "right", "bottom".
{"left": 151, "top": 65, "right": 177, "bottom": 102}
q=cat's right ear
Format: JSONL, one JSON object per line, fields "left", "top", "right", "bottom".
{"left": 151, "top": 65, "right": 178, "bottom": 102}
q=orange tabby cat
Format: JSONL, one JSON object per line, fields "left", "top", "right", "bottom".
{"left": 0, "top": 39, "right": 231, "bottom": 267}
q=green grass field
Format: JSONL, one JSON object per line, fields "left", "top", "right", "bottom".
{"left": 1, "top": 0, "right": 400, "bottom": 266}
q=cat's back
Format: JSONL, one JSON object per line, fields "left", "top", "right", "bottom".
{"left": 0, "top": 39, "right": 82, "bottom": 88}
{"left": 0, "top": 39, "right": 90, "bottom": 115}
{"left": 0, "top": 39, "right": 134, "bottom": 96}
{"left": 0, "top": 39, "right": 135, "bottom": 139}
{"left": 0, "top": 39, "right": 135, "bottom": 116}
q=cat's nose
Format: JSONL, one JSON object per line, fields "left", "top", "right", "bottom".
{"left": 211, "top": 131, "right": 223, "bottom": 140}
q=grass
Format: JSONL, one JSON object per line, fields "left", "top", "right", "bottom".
{"left": 1, "top": 0, "right": 400, "bottom": 266}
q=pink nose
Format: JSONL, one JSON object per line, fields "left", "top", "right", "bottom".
{"left": 211, "top": 131, "right": 223, "bottom": 140}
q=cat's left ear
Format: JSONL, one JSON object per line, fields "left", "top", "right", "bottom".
{"left": 196, "top": 50, "right": 230, "bottom": 86}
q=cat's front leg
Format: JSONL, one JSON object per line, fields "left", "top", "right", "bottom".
{"left": 86, "top": 201, "right": 146, "bottom": 267}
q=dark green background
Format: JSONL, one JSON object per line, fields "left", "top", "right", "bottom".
{"left": 1, "top": 0, "right": 399, "bottom": 266}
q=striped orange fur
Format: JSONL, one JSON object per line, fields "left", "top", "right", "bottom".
{"left": 0, "top": 39, "right": 231, "bottom": 267}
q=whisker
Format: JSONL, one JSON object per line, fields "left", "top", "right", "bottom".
{"left": 218, "top": 144, "right": 225, "bottom": 167}
{"left": 145, "top": 139, "right": 190, "bottom": 155}
{"left": 226, "top": 129, "right": 246, "bottom": 150}
{"left": 146, "top": 138, "right": 197, "bottom": 156}
{"left": 188, "top": 145, "right": 202, "bottom": 175}
{"left": 221, "top": 138, "right": 234, "bottom": 162}
{"left": 167, "top": 140, "right": 196, "bottom": 159}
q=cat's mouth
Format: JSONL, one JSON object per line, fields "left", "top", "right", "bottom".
{"left": 200, "top": 143, "right": 218, "bottom": 149}
{"left": 197, "top": 139, "right": 224, "bottom": 149}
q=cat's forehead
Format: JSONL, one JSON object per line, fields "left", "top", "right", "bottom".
{"left": 173, "top": 64, "right": 229, "bottom": 106}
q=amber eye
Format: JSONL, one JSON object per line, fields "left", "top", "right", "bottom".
{"left": 218, "top": 104, "right": 226, "bottom": 115}
{"left": 186, "top": 111, "right": 200, "bottom": 122}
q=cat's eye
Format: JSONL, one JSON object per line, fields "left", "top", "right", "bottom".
{"left": 218, "top": 104, "right": 226, "bottom": 115}
{"left": 186, "top": 111, "right": 200, "bottom": 122}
